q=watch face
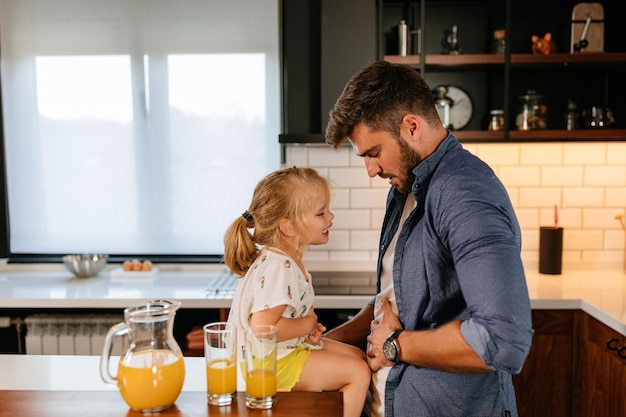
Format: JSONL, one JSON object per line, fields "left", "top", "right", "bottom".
{"left": 383, "top": 339, "right": 398, "bottom": 363}
{"left": 443, "top": 85, "right": 473, "bottom": 130}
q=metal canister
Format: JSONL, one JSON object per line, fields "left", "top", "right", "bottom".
{"left": 399, "top": 20, "right": 409, "bottom": 56}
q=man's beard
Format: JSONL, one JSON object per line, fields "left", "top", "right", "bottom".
{"left": 396, "top": 137, "right": 422, "bottom": 194}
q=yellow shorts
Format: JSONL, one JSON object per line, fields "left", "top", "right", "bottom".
{"left": 276, "top": 345, "right": 311, "bottom": 392}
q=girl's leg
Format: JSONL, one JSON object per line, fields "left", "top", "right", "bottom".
{"left": 320, "top": 337, "right": 367, "bottom": 361}
{"left": 292, "top": 343, "right": 370, "bottom": 417}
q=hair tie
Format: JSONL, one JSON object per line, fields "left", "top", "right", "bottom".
{"left": 242, "top": 210, "right": 255, "bottom": 228}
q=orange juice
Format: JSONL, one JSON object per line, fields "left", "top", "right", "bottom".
{"left": 117, "top": 349, "right": 185, "bottom": 411}
{"left": 246, "top": 369, "right": 277, "bottom": 398}
{"left": 206, "top": 359, "right": 237, "bottom": 395}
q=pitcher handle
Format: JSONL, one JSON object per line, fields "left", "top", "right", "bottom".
{"left": 99, "top": 322, "right": 128, "bottom": 387}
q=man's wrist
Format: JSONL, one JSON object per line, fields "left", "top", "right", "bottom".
{"left": 383, "top": 328, "right": 404, "bottom": 363}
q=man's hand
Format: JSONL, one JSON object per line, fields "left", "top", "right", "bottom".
{"left": 367, "top": 298, "right": 402, "bottom": 371}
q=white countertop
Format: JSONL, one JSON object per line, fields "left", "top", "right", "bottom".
{"left": 0, "top": 266, "right": 371, "bottom": 310}
{"left": 0, "top": 354, "right": 206, "bottom": 391}
{"left": 0, "top": 262, "right": 625, "bottom": 335}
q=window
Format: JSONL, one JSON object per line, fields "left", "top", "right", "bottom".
{"left": 0, "top": 0, "right": 281, "bottom": 260}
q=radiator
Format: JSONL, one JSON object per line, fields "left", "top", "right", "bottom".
{"left": 24, "top": 314, "right": 125, "bottom": 356}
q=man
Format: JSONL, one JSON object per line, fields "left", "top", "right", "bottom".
{"left": 324, "top": 60, "right": 533, "bottom": 417}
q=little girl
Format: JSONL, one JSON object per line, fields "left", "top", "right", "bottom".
{"left": 225, "top": 166, "right": 370, "bottom": 417}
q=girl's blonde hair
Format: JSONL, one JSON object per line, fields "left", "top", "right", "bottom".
{"left": 223, "top": 166, "right": 331, "bottom": 276}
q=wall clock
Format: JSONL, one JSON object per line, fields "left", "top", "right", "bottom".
{"left": 433, "top": 84, "right": 473, "bottom": 130}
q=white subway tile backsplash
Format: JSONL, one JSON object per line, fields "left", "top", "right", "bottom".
{"left": 331, "top": 188, "right": 350, "bottom": 209}
{"left": 519, "top": 187, "right": 562, "bottom": 208}
{"left": 309, "top": 146, "right": 350, "bottom": 167}
{"left": 605, "top": 230, "right": 626, "bottom": 249}
{"left": 475, "top": 143, "right": 520, "bottom": 166}
{"left": 303, "top": 250, "right": 330, "bottom": 261}
{"left": 562, "top": 187, "right": 604, "bottom": 208}
{"left": 520, "top": 144, "right": 563, "bottom": 165}
{"left": 350, "top": 231, "right": 380, "bottom": 251}
{"left": 285, "top": 142, "right": 626, "bottom": 271}
{"left": 541, "top": 166, "right": 583, "bottom": 186}
{"left": 371, "top": 209, "right": 386, "bottom": 229}
{"left": 324, "top": 230, "right": 350, "bottom": 251}
{"left": 605, "top": 188, "right": 626, "bottom": 207}
{"left": 515, "top": 208, "right": 540, "bottom": 229}
{"left": 498, "top": 166, "right": 540, "bottom": 186}
{"left": 521, "top": 229, "right": 539, "bottom": 251}
{"left": 332, "top": 209, "right": 370, "bottom": 230}
{"left": 371, "top": 176, "right": 390, "bottom": 189}
{"left": 349, "top": 149, "right": 364, "bottom": 166}
{"left": 285, "top": 145, "right": 309, "bottom": 167}
{"left": 582, "top": 208, "right": 625, "bottom": 229}
{"left": 606, "top": 143, "right": 626, "bottom": 165}
{"left": 539, "top": 207, "right": 581, "bottom": 228}
{"left": 350, "top": 188, "right": 388, "bottom": 209}
{"left": 563, "top": 229, "right": 604, "bottom": 250}
{"left": 329, "top": 251, "right": 373, "bottom": 262}
{"left": 563, "top": 143, "right": 606, "bottom": 165}
{"left": 329, "top": 167, "right": 371, "bottom": 188}
{"left": 584, "top": 166, "right": 626, "bottom": 186}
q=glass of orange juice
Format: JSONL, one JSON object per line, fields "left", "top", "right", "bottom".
{"left": 245, "top": 324, "right": 277, "bottom": 409}
{"left": 203, "top": 322, "right": 237, "bottom": 405}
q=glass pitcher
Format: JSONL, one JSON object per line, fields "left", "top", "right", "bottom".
{"left": 100, "top": 299, "right": 185, "bottom": 413}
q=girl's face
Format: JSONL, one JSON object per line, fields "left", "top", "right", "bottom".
{"left": 302, "top": 186, "right": 334, "bottom": 246}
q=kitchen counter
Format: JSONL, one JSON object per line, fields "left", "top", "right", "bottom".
{"left": 0, "top": 354, "right": 206, "bottom": 391}
{"left": 0, "top": 267, "right": 371, "bottom": 310}
{"left": 0, "top": 263, "right": 625, "bottom": 335}
{"left": 0, "top": 355, "right": 343, "bottom": 416}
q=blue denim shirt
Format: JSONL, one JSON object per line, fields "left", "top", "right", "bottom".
{"left": 378, "top": 133, "right": 533, "bottom": 417}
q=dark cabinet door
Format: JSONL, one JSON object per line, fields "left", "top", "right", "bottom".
{"left": 579, "top": 314, "right": 625, "bottom": 417}
{"left": 512, "top": 309, "right": 576, "bottom": 417}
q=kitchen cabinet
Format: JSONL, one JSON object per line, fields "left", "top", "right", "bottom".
{"left": 512, "top": 310, "right": 626, "bottom": 417}
{"left": 279, "top": 0, "right": 377, "bottom": 144}
{"left": 577, "top": 313, "right": 625, "bottom": 417}
{"left": 380, "top": 0, "right": 626, "bottom": 143}
{"left": 512, "top": 310, "right": 578, "bottom": 417}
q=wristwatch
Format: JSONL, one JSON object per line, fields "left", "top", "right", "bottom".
{"left": 382, "top": 329, "right": 403, "bottom": 363}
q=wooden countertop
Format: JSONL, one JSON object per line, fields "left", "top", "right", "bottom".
{"left": 0, "top": 391, "right": 342, "bottom": 417}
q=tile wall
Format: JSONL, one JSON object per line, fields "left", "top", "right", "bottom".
{"left": 286, "top": 142, "right": 626, "bottom": 279}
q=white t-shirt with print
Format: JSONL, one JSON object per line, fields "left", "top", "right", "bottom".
{"left": 228, "top": 248, "right": 316, "bottom": 387}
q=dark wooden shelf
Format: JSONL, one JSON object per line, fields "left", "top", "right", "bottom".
{"left": 508, "top": 129, "right": 626, "bottom": 141}
{"left": 511, "top": 52, "right": 626, "bottom": 65}
{"left": 384, "top": 54, "right": 505, "bottom": 67}
{"left": 384, "top": 52, "right": 626, "bottom": 68}
{"left": 454, "top": 129, "right": 626, "bottom": 142}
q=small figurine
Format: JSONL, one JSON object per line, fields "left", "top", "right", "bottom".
{"left": 442, "top": 25, "right": 462, "bottom": 55}
{"left": 531, "top": 32, "right": 556, "bottom": 55}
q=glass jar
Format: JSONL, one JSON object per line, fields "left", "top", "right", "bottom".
{"left": 433, "top": 85, "right": 453, "bottom": 128}
{"left": 564, "top": 100, "right": 579, "bottom": 130}
{"left": 491, "top": 29, "right": 506, "bottom": 54}
{"left": 488, "top": 109, "right": 505, "bottom": 131}
{"left": 516, "top": 90, "right": 547, "bottom": 130}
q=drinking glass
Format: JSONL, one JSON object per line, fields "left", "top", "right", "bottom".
{"left": 245, "top": 324, "right": 277, "bottom": 409}
{"left": 203, "top": 322, "right": 237, "bottom": 406}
